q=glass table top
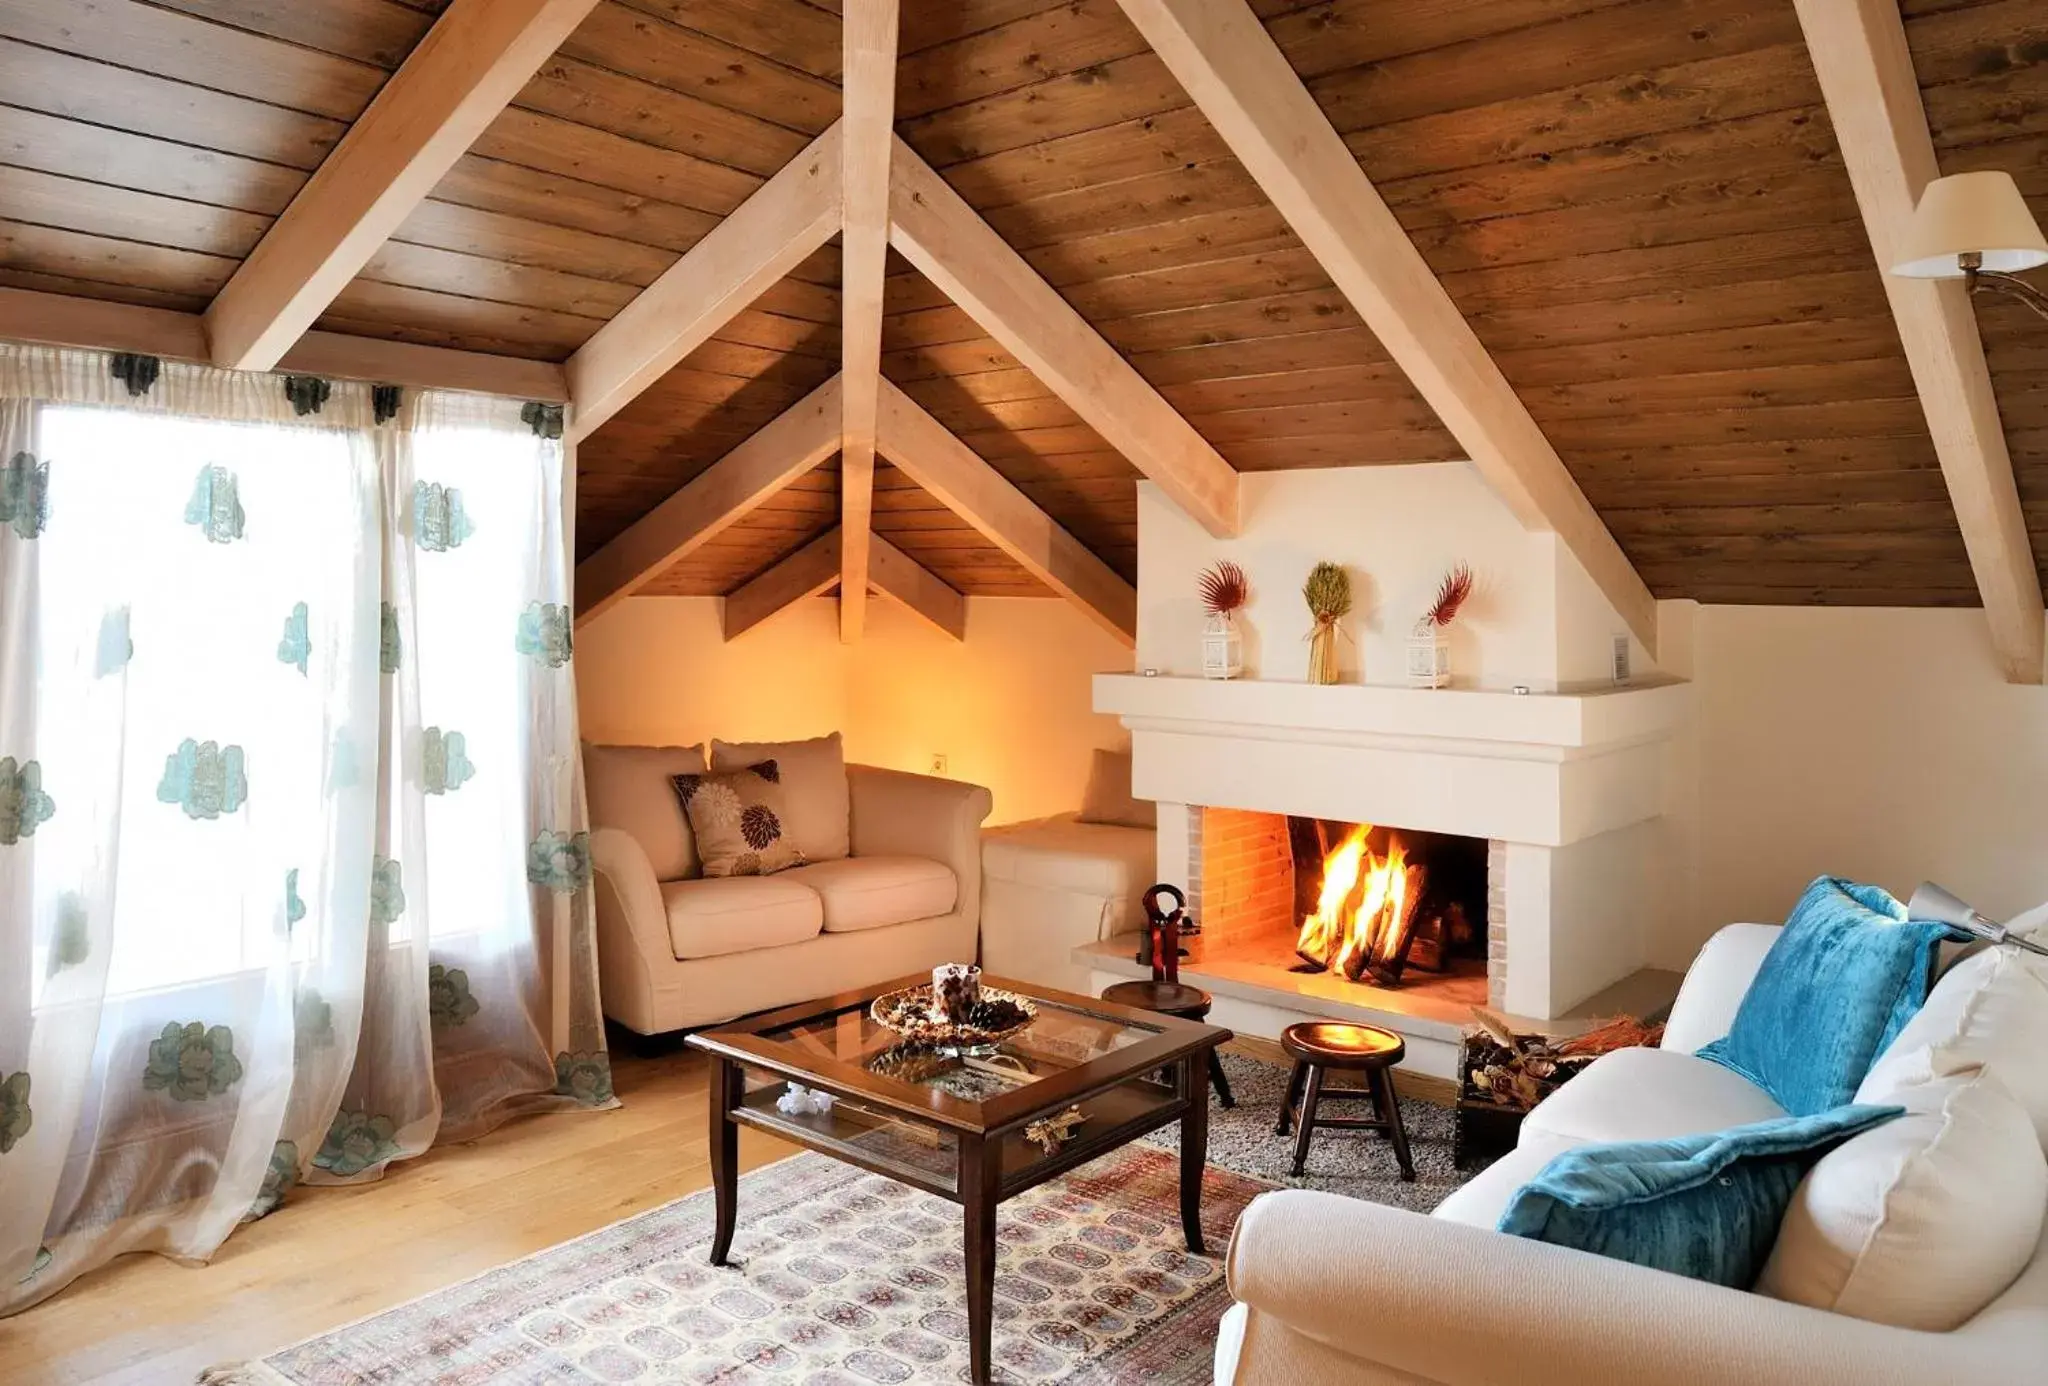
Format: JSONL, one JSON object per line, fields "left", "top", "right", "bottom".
{"left": 757, "top": 991, "right": 1157, "bottom": 1105}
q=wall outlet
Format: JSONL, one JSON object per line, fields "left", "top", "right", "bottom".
{"left": 1612, "top": 634, "right": 1631, "bottom": 684}
{"left": 929, "top": 753, "right": 949, "bottom": 776}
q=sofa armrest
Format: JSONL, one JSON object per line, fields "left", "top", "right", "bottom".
{"left": 1223, "top": 1190, "right": 2009, "bottom": 1386}
{"left": 1661, "top": 923, "right": 1780, "bottom": 1055}
{"left": 590, "top": 826, "right": 670, "bottom": 1034}
{"left": 847, "top": 765, "right": 994, "bottom": 924}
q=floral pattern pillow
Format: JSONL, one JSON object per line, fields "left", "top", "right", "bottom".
{"left": 670, "top": 762, "right": 804, "bottom": 877}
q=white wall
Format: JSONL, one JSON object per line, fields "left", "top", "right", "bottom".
{"left": 1685, "top": 604, "right": 2048, "bottom": 942}
{"left": 1135, "top": 468, "right": 1649, "bottom": 692}
{"left": 575, "top": 593, "right": 1132, "bottom": 825}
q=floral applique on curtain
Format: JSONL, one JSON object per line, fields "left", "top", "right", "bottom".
{"left": 0, "top": 757, "right": 54, "bottom": 844}
{"left": 248, "top": 1141, "right": 298, "bottom": 1220}
{"left": 554, "top": 1052, "right": 613, "bottom": 1106}
{"left": 156, "top": 739, "right": 248, "bottom": 820}
{"left": 0, "top": 1072, "right": 31, "bottom": 1153}
{"left": 369, "top": 856, "right": 404, "bottom": 926}
{"left": 141, "top": 1023, "right": 243, "bottom": 1102}
{"left": 0, "top": 449, "right": 48, "bottom": 539}
{"left": 277, "top": 602, "right": 311, "bottom": 674}
{"left": 314, "top": 1111, "right": 400, "bottom": 1177}
{"left": 413, "top": 482, "right": 473, "bottom": 552}
{"left": 46, "top": 894, "right": 87, "bottom": 977}
{"left": 18, "top": 1247, "right": 51, "bottom": 1286}
{"left": 421, "top": 727, "right": 474, "bottom": 794}
{"left": 284, "top": 869, "right": 307, "bottom": 930}
{"left": 379, "top": 602, "right": 401, "bottom": 674}
{"left": 515, "top": 602, "right": 573, "bottom": 668}
{"left": 427, "top": 964, "right": 479, "bottom": 1032}
{"left": 183, "top": 464, "right": 245, "bottom": 543}
{"left": 294, "top": 990, "right": 334, "bottom": 1050}
{"left": 526, "top": 830, "right": 590, "bottom": 893}
{"left": 95, "top": 607, "right": 131, "bottom": 675}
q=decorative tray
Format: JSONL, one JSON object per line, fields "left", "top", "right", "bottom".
{"left": 870, "top": 983, "right": 1038, "bottom": 1051}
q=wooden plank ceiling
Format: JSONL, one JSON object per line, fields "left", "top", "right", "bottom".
{"left": 0, "top": 0, "right": 2041, "bottom": 608}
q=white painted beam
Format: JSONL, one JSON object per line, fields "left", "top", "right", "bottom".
{"left": 888, "top": 139, "right": 1239, "bottom": 540}
{"left": 567, "top": 122, "right": 845, "bottom": 442}
{"left": 575, "top": 375, "right": 844, "bottom": 625}
{"left": 204, "top": 0, "right": 600, "bottom": 370}
{"left": 1115, "top": 0, "right": 1658, "bottom": 656}
{"left": 871, "top": 533, "right": 967, "bottom": 640}
{"left": 838, "top": 0, "right": 900, "bottom": 643}
{"left": 877, "top": 380, "right": 1136, "bottom": 645}
{"left": 1793, "top": 0, "right": 2044, "bottom": 684}
{"left": 723, "top": 528, "right": 843, "bottom": 639}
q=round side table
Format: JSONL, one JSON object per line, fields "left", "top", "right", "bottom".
{"left": 1275, "top": 1020, "right": 1415, "bottom": 1181}
{"left": 1100, "top": 979, "right": 1236, "bottom": 1109}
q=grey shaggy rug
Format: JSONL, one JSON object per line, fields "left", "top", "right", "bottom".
{"left": 1140, "top": 1051, "right": 1482, "bottom": 1215}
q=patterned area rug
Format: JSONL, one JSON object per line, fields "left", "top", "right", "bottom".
{"left": 202, "top": 1145, "right": 1268, "bottom": 1385}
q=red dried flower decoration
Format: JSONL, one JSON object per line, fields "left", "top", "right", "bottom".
{"left": 1425, "top": 562, "right": 1474, "bottom": 628}
{"left": 1198, "top": 560, "right": 1249, "bottom": 615}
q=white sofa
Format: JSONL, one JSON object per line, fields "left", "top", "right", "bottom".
{"left": 980, "top": 812, "right": 1156, "bottom": 992}
{"left": 1215, "top": 923, "right": 2048, "bottom": 1385}
{"left": 589, "top": 747, "right": 992, "bottom": 1033}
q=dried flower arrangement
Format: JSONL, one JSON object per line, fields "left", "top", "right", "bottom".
{"left": 1408, "top": 561, "right": 1473, "bottom": 689}
{"left": 1198, "top": 560, "right": 1249, "bottom": 679}
{"left": 1422, "top": 562, "right": 1475, "bottom": 631}
{"left": 1301, "top": 561, "right": 1352, "bottom": 685}
{"left": 1198, "top": 560, "right": 1249, "bottom": 615}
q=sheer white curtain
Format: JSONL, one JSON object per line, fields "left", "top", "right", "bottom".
{"left": 0, "top": 348, "right": 611, "bottom": 1314}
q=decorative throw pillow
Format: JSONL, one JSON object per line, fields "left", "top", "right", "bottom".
{"left": 1077, "top": 748, "right": 1155, "bottom": 829}
{"left": 1498, "top": 1104, "right": 1903, "bottom": 1287}
{"left": 1697, "top": 877, "right": 1954, "bottom": 1115}
{"left": 710, "top": 734, "right": 849, "bottom": 862}
{"left": 671, "top": 766, "right": 804, "bottom": 877}
{"left": 1761, "top": 1071, "right": 2047, "bottom": 1330}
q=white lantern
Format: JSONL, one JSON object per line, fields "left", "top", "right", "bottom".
{"left": 1407, "top": 622, "right": 1450, "bottom": 688}
{"left": 1201, "top": 610, "right": 1242, "bottom": 679}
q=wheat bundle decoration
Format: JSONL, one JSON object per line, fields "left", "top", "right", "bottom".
{"left": 1302, "top": 561, "right": 1353, "bottom": 685}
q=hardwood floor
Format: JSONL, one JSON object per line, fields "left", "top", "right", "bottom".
{"left": 0, "top": 1049, "right": 796, "bottom": 1386}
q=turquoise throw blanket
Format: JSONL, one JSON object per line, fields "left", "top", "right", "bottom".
{"left": 1699, "top": 876, "right": 1954, "bottom": 1115}
{"left": 1499, "top": 1105, "right": 1903, "bottom": 1286}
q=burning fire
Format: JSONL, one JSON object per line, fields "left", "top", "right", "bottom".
{"left": 1295, "top": 825, "right": 1425, "bottom": 984}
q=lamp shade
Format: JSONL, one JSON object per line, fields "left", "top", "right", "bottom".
{"left": 1893, "top": 171, "right": 2048, "bottom": 278}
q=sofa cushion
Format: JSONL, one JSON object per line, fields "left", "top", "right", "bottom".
{"left": 1860, "top": 938, "right": 2048, "bottom": 1148}
{"left": 662, "top": 875, "right": 822, "bottom": 960}
{"left": 982, "top": 814, "right": 1157, "bottom": 899}
{"left": 584, "top": 742, "right": 705, "bottom": 881}
{"left": 1697, "top": 877, "right": 1952, "bottom": 1116}
{"left": 675, "top": 765, "right": 805, "bottom": 877}
{"left": 1521, "top": 1047, "right": 1788, "bottom": 1146}
{"left": 1761, "top": 1071, "right": 2048, "bottom": 1330}
{"left": 1498, "top": 1105, "right": 1903, "bottom": 1289}
{"left": 1432, "top": 1129, "right": 1582, "bottom": 1229}
{"left": 712, "top": 734, "right": 850, "bottom": 862}
{"left": 781, "top": 856, "right": 957, "bottom": 934}
{"left": 1078, "top": 748, "right": 1155, "bottom": 829}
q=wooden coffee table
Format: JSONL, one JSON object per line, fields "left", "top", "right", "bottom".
{"left": 686, "top": 974, "right": 1233, "bottom": 1385}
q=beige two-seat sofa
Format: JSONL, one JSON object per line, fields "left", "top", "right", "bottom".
{"left": 586, "top": 737, "right": 993, "bottom": 1034}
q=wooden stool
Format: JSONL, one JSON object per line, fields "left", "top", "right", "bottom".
{"left": 1101, "top": 980, "right": 1236, "bottom": 1109}
{"left": 1275, "top": 1021, "right": 1415, "bottom": 1181}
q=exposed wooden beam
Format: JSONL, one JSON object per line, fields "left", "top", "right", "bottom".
{"left": 0, "top": 285, "right": 567, "bottom": 401}
{"left": 1793, "top": 0, "right": 2044, "bottom": 684}
{"left": 204, "top": 0, "right": 600, "bottom": 371}
{"left": 723, "top": 528, "right": 842, "bottom": 640}
{"left": 871, "top": 533, "right": 967, "bottom": 640}
{"left": 567, "top": 122, "right": 845, "bottom": 442}
{"left": 1115, "top": 0, "right": 1657, "bottom": 656}
{"left": 838, "top": 0, "right": 900, "bottom": 643}
{"left": 887, "top": 139, "right": 1239, "bottom": 540}
{"left": 876, "top": 380, "right": 1136, "bottom": 646}
{"left": 574, "top": 375, "right": 844, "bottom": 625}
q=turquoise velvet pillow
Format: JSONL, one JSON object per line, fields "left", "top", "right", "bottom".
{"left": 1498, "top": 1105, "right": 1903, "bottom": 1286}
{"left": 1697, "top": 877, "right": 1953, "bottom": 1116}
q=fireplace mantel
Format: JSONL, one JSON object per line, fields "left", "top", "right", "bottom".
{"left": 1094, "top": 673, "right": 1690, "bottom": 848}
